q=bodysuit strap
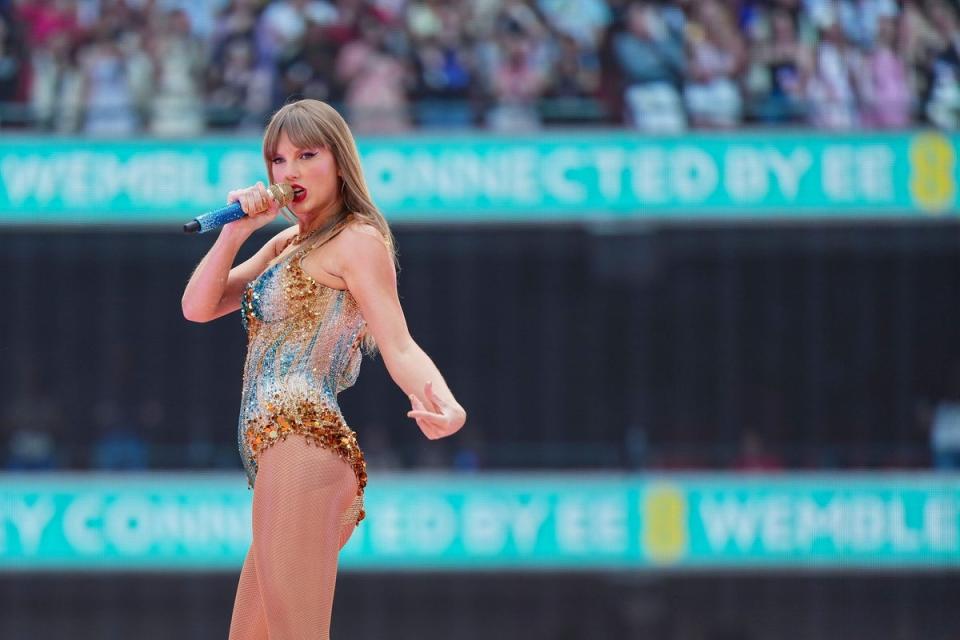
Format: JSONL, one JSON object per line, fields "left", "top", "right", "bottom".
{"left": 299, "top": 214, "right": 353, "bottom": 257}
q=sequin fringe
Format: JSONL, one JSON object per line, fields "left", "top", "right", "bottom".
{"left": 244, "top": 398, "right": 367, "bottom": 525}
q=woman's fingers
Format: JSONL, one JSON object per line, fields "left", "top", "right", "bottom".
{"left": 227, "top": 183, "right": 273, "bottom": 216}
{"left": 409, "top": 390, "right": 461, "bottom": 439}
{"left": 239, "top": 188, "right": 256, "bottom": 215}
{"left": 407, "top": 409, "right": 441, "bottom": 420}
{"left": 408, "top": 394, "right": 446, "bottom": 423}
{"left": 407, "top": 408, "right": 445, "bottom": 439}
{"left": 251, "top": 182, "right": 267, "bottom": 214}
{"left": 256, "top": 182, "right": 271, "bottom": 212}
{"left": 424, "top": 381, "right": 445, "bottom": 412}
{"left": 410, "top": 413, "right": 438, "bottom": 438}
{"left": 419, "top": 419, "right": 441, "bottom": 439}
{"left": 408, "top": 412, "right": 456, "bottom": 439}
{"left": 410, "top": 393, "right": 443, "bottom": 413}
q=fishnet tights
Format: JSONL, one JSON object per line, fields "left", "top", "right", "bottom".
{"left": 228, "top": 435, "right": 359, "bottom": 639}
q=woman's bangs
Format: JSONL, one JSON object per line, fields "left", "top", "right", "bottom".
{"left": 264, "top": 107, "right": 329, "bottom": 161}
{"left": 280, "top": 109, "right": 329, "bottom": 152}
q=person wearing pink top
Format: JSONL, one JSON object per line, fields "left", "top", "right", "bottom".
{"left": 335, "top": 15, "right": 411, "bottom": 133}
{"left": 859, "top": 15, "right": 912, "bottom": 128}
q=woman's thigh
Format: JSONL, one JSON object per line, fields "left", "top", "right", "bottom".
{"left": 249, "top": 436, "right": 358, "bottom": 636}
{"left": 252, "top": 435, "right": 358, "bottom": 534}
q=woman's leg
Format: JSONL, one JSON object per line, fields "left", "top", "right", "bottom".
{"left": 250, "top": 435, "right": 359, "bottom": 639}
{"left": 227, "top": 547, "right": 267, "bottom": 640}
{"left": 338, "top": 498, "right": 359, "bottom": 550}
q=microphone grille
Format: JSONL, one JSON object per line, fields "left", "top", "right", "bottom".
{"left": 269, "top": 183, "right": 295, "bottom": 207}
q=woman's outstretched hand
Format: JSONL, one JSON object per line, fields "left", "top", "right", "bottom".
{"left": 407, "top": 381, "right": 466, "bottom": 439}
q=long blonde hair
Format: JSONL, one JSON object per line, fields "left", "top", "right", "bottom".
{"left": 262, "top": 99, "right": 397, "bottom": 266}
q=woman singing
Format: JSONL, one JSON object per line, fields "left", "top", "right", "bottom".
{"left": 181, "top": 99, "right": 467, "bottom": 639}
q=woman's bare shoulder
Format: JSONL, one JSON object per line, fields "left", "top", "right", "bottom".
{"left": 343, "top": 219, "right": 384, "bottom": 239}
{"left": 333, "top": 219, "right": 393, "bottom": 271}
{"left": 335, "top": 219, "right": 388, "bottom": 249}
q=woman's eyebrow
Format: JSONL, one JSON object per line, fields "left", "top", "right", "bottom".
{"left": 275, "top": 146, "right": 312, "bottom": 156}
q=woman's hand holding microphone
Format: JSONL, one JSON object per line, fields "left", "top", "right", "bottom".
{"left": 222, "top": 181, "right": 285, "bottom": 237}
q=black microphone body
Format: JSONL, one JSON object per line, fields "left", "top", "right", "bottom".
{"left": 183, "top": 184, "right": 294, "bottom": 233}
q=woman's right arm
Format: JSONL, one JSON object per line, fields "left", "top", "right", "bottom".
{"left": 181, "top": 183, "right": 294, "bottom": 323}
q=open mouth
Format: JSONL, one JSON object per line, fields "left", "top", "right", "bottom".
{"left": 291, "top": 185, "right": 307, "bottom": 203}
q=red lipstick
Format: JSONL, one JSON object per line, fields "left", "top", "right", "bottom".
{"left": 290, "top": 183, "right": 307, "bottom": 203}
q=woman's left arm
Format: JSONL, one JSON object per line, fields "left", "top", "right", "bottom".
{"left": 338, "top": 224, "right": 467, "bottom": 439}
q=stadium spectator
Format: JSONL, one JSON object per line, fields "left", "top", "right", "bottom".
{"left": 822, "top": 0, "right": 899, "bottom": 49}
{"left": 542, "top": 32, "right": 603, "bottom": 124}
{"left": 452, "top": 427, "right": 484, "bottom": 472}
{"left": 536, "top": 0, "right": 611, "bottom": 49}
{"left": 613, "top": 1, "right": 686, "bottom": 132}
{"left": 0, "top": 10, "right": 26, "bottom": 124}
{"left": 684, "top": 0, "right": 747, "bottom": 128}
{"left": 408, "top": 2, "right": 474, "bottom": 127}
{"left": 899, "top": 0, "right": 943, "bottom": 87}
{"left": 335, "top": 11, "right": 412, "bottom": 132}
{"left": 210, "top": 0, "right": 262, "bottom": 59}
{"left": 924, "top": 0, "right": 960, "bottom": 128}
{"left": 206, "top": 36, "right": 273, "bottom": 129}
{"left": 90, "top": 400, "right": 148, "bottom": 470}
{"left": 927, "top": 365, "right": 960, "bottom": 470}
{"left": 732, "top": 429, "right": 784, "bottom": 472}
{"left": 148, "top": 9, "right": 205, "bottom": 136}
{"left": 406, "top": 0, "right": 462, "bottom": 42}
{"left": 257, "top": 0, "right": 338, "bottom": 66}
{"left": 79, "top": 32, "right": 141, "bottom": 135}
{"left": 14, "top": 0, "right": 77, "bottom": 48}
{"left": 858, "top": 14, "right": 912, "bottom": 127}
{"left": 120, "top": 28, "right": 154, "bottom": 124}
{"left": 276, "top": 22, "right": 342, "bottom": 106}
{"left": 805, "top": 6, "right": 860, "bottom": 129}
{"left": 8, "top": 0, "right": 960, "bottom": 132}
{"left": 5, "top": 427, "right": 58, "bottom": 471}
{"left": 2, "top": 365, "right": 63, "bottom": 471}
{"left": 748, "top": 8, "right": 810, "bottom": 123}
{"left": 485, "top": 22, "right": 549, "bottom": 131}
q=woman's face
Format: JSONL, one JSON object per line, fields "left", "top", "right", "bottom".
{"left": 270, "top": 129, "right": 340, "bottom": 217}
{"left": 875, "top": 16, "right": 895, "bottom": 46}
{"left": 772, "top": 12, "right": 794, "bottom": 41}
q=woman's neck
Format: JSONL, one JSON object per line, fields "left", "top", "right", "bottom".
{"left": 296, "top": 200, "right": 344, "bottom": 238}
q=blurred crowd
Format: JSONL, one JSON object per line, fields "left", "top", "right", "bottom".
{"left": 2, "top": 0, "right": 960, "bottom": 133}
{"left": 5, "top": 360, "right": 959, "bottom": 474}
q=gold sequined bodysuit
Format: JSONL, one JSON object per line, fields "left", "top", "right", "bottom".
{"left": 238, "top": 234, "right": 368, "bottom": 525}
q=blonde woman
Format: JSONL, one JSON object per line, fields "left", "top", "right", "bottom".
{"left": 181, "top": 99, "right": 467, "bottom": 639}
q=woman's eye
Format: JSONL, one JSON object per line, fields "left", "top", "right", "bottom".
{"left": 301, "top": 152, "right": 316, "bottom": 159}
{"left": 272, "top": 157, "right": 284, "bottom": 164}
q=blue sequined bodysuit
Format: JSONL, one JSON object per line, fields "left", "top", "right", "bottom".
{"left": 238, "top": 235, "right": 368, "bottom": 525}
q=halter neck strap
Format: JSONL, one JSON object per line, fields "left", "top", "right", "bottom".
{"left": 297, "top": 213, "right": 352, "bottom": 255}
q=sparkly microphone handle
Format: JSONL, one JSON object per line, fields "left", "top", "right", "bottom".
{"left": 183, "top": 183, "right": 294, "bottom": 233}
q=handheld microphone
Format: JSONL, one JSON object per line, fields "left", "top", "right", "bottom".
{"left": 183, "top": 183, "right": 295, "bottom": 233}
